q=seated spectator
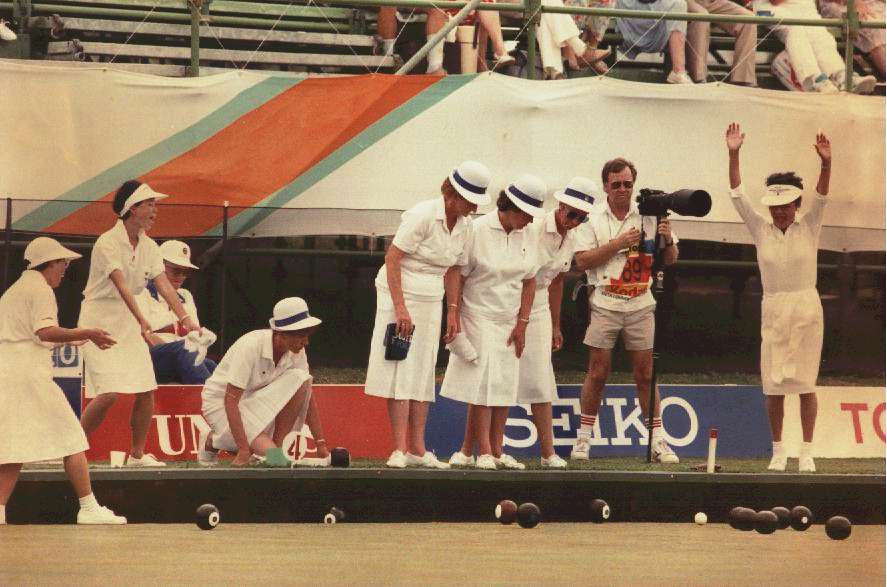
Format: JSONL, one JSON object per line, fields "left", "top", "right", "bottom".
{"left": 686, "top": 0, "right": 758, "bottom": 85}
{"left": 537, "top": 0, "right": 612, "bottom": 79}
{"left": 754, "top": 0, "right": 877, "bottom": 92}
{"left": 136, "top": 240, "right": 217, "bottom": 384}
{"left": 817, "top": 0, "right": 884, "bottom": 78}
{"left": 563, "top": 0, "right": 614, "bottom": 74}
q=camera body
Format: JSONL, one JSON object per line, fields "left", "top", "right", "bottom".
{"left": 636, "top": 188, "right": 712, "bottom": 217}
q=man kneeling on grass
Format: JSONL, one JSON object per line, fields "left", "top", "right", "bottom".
{"left": 198, "top": 297, "right": 331, "bottom": 467}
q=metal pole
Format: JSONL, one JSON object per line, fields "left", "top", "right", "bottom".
{"left": 2, "top": 198, "right": 11, "bottom": 293}
{"left": 189, "top": 0, "right": 200, "bottom": 77}
{"left": 844, "top": 0, "right": 858, "bottom": 91}
{"left": 396, "top": 0, "right": 483, "bottom": 74}
{"left": 525, "top": 0, "right": 541, "bottom": 79}
{"left": 220, "top": 201, "right": 229, "bottom": 352}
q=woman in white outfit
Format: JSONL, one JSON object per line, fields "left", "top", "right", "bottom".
{"left": 537, "top": 0, "right": 611, "bottom": 79}
{"left": 0, "top": 237, "right": 125, "bottom": 524}
{"left": 725, "top": 123, "right": 831, "bottom": 473}
{"left": 79, "top": 181, "right": 198, "bottom": 467}
{"left": 519, "top": 177, "right": 598, "bottom": 468}
{"left": 442, "top": 174, "right": 546, "bottom": 470}
{"left": 366, "top": 161, "right": 491, "bottom": 469}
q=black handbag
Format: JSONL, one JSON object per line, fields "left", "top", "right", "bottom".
{"left": 383, "top": 323, "right": 412, "bottom": 361}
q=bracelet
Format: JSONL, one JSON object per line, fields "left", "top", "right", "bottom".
{"left": 518, "top": 316, "right": 530, "bottom": 323}
{"left": 448, "top": 303, "right": 458, "bottom": 308}
{"left": 315, "top": 438, "right": 327, "bottom": 446}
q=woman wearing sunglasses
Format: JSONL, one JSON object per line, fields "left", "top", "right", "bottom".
{"left": 518, "top": 177, "right": 599, "bottom": 468}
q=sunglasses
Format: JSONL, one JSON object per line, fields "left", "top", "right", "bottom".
{"left": 566, "top": 210, "right": 589, "bottom": 223}
{"left": 609, "top": 180, "right": 634, "bottom": 189}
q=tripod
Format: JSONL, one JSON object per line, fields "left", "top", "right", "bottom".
{"left": 640, "top": 213, "right": 668, "bottom": 463}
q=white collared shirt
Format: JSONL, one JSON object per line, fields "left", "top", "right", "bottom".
{"left": 82, "top": 219, "right": 164, "bottom": 301}
{"left": 460, "top": 210, "right": 539, "bottom": 320}
{"left": 202, "top": 329, "right": 309, "bottom": 402}
{"left": 528, "top": 210, "right": 581, "bottom": 313}
{"left": 376, "top": 197, "right": 471, "bottom": 300}
{"left": 583, "top": 202, "right": 678, "bottom": 312}
{"left": 730, "top": 184, "right": 826, "bottom": 294}
{"left": 136, "top": 286, "right": 200, "bottom": 343}
{"left": 0, "top": 270, "right": 58, "bottom": 345}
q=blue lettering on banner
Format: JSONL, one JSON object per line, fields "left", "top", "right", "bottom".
{"left": 52, "top": 344, "right": 79, "bottom": 369}
{"left": 427, "top": 385, "right": 772, "bottom": 458}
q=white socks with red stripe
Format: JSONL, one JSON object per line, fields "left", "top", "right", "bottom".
{"left": 649, "top": 417, "right": 663, "bottom": 441}
{"left": 579, "top": 414, "right": 596, "bottom": 438}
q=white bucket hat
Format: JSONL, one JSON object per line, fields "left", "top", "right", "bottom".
{"left": 505, "top": 174, "right": 547, "bottom": 218}
{"left": 554, "top": 176, "right": 598, "bottom": 214}
{"left": 119, "top": 183, "right": 169, "bottom": 217}
{"left": 449, "top": 160, "right": 492, "bottom": 206}
{"left": 160, "top": 240, "right": 198, "bottom": 270}
{"left": 24, "top": 237, "right": 82, "bottom": 269}
{"left": 761, "top": 184, "right": 803, "bottom": 206}
{"left": 269, "top": 297, "right": 322, "bottom": 331}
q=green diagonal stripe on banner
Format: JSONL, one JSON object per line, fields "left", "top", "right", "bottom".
{"left": 210, "top": 74, "right": 477, "bottom": 237}
{"left": 14, "top": 76, "right": 303, "bottom": 232}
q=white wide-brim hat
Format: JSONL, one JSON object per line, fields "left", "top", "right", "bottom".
{"left": 760, "top": 184, "right": 803, "bottom": 206}
{"left": 554, "top": 176, "right": 598, "bottom": 213}
{"left": 505, "top": 174, "right": 547, "bottom": 218}
{"left": 119, "top": 183, "right": 169, "bottom": 217}
{"left": 24, "top": 236, "right": 82, "bottom": 269}
{"left": 269, "top": 297, "right": 322, "bottom": 331}
{"left": 449, "top": 160, "right": 492, "bottom": 206}
{"left": 160, "top": 239, "right": 198, "bottom": 270}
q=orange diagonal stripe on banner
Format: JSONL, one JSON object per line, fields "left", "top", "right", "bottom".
{"left": 46, "top": 75, "right": 441, "bottom": 237}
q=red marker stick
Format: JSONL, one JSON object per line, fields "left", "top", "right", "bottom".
{"left": 707, "top": 428, "right": 718, "bottom": 473}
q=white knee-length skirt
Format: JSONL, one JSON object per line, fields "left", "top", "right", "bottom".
{"left": 760, "top": 288, "right": 824, "bottom": 396}
{"left": 364, "top": 287, "right": 442, "bottom": 402}
{"left": 516, "top": 307, "right": 558, "bottom": 404}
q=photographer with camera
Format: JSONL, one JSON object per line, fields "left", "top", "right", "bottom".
{"left": 570, "top": 158, "right": 680, "bottom": 464}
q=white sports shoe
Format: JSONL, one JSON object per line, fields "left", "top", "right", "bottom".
{"left": 405, "top": 451, "right": 450, "bottom": 469}
{"left": 197, "top": 448, "right": 218, "bottom": 467}
{"left": 0, "top": 20, "right": 16, "bottom": 42}
{"left": 851, "top": 73, "right": 878, "bottom": 95}
{"left": 666, "top": 70, "right": 694, "bottom": 84}
{"left": 386, "top": 450, "right": 407, "bottom": 469}
{"left": 495, "top": 453, "right": 526, "bottom": 470}
{"left": 292, "top": 455, "right": 331, "bottom": 468}
{"left": 125, "top": 453, "right": 166, "bottom": 467}
{"left": 475, "top": 454, "right": 497, "bottom": 470}
{"left": 570, "top": 436, "right": 591, "bottom": 460}
{"left": 77, "top": 505, "right": 127, "bottom": 525}
{"left": 449, "top": 451, "right": 475, "bottom": 467}
{"left": 811, "top": 74, "right": 839, "bottom": 94}
{"left": 767, "top": 453, "right": 787, "bottom": 472}
{"left": 798, "top": 455, "right": 816, "bottom": 473}
{"left": 651, "top": 437, "right": 679, "bottom": 464}
{"left": 541, "top": 454, "right": 568, "bottom": 469}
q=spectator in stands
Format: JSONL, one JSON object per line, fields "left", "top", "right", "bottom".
{"left": 442, "top": 174, "right": 546, "bottom": 471}
{"left": 724, "top": 123, "right": 830, "bottom": 472}
{"left": 686, "top": 0, "right": 758, "bottom": 85}
{"left": 563, "top": 0, "right": 614, "bottom": 74}
{"left": 1, "top": 237, "right": 125, "bottom": 525}
{"left": 79, "top": 181, "right": 198, "bottom": 468}
{"left": 199, "top": 297, "right": 331, "bottom": 467}
{"left": 571, "top": 158, "right": 680, "bottom": 464}
{"left": 817, "top": 0, "right": 885, "bottom": 78}
{"left": 518, "top": 177, "right": 598, "bottom": 468}
{"left": 612, "top": 0, "right": 696, "bottom": 83}
{"left": 365, "top": 161, "right": 490, "bottom": 469}
{"left": 754, "top": 0, "right": 877, "bottom": 92}
{"left": 137, "top": 240, "right": 216, "bottom": 385}
{"left": 537, "top": 0, "right": 612, "bottom": 79}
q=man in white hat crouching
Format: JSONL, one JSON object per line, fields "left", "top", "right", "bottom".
{"left": 198, "top": 297, "right": 331, "bottom": 467}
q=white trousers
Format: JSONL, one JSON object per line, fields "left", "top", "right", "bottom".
{"left": 769, "top": 5, "right": 844, "bottom": 83}
{"left": 537, "top": 0, "right": 586, "bottom": 72}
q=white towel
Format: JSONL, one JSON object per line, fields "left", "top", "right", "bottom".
{"left": 446, "top": 332, "right": 479, "bottom": 363}
{"left": 184, "top": 328, "right": 217, "bottom": 366}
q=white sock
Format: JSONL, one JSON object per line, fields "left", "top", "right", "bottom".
{"left": 567, "top": 37, "right": 586, "bottom": 55}
{"left": 772, "top": 441, "right": 784, "bottom": 455}
{"left": 382, "top": 39, "right": 396, "bottom": 56}
{"left": 426, "top": 36, "right": 444, "bottom": 73}
{"left": 79, "top": 493, "right": 100, "bottom": 511}
{"left": 799, "top": 441, "right": 813, "bottom": 457}
{"left": 0, "top": 504, "right": 6, "bottom": 524}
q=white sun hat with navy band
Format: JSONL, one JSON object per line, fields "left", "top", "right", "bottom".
{"left": 554, "top": 176, "right": 598, "bottom": 214}
{"left": 119, "top": 183, "right": 169, "bottom": 217}
{"left": 760, "top": 183, "right": 803, "bottom": 206}
{"left": 449, "top": 160, "right": 492, "bottom": 206}
{"left": 269, "top": 297, "right": 322, "bottom": 331}
{"left": 505, "top": 174, "right": 547, "bottom": 218}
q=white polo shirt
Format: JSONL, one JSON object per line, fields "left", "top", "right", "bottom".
{"left": 583, "top": 202, "right": 678, "bottom": 313}
{"left": 375, "top": 197, "right": 471, "bottom": 300}
{"left": 528, "top": 210, "right": 582, "bottom": 314}
{"left": 0, "top": 270, "right": 57, "bottom": 345}
{"left": 730, "top": 184, "right": 826, "bottom": 294}
{"left": 202, "top": 329, "right": 309, "bottom": 402}
{"left": 460, "top": 211, "right": 539, "bottom": 321}
{"left": 82, "top": 220, "right": 164, "bottom": 301}
{"left": 136, "top": 286, "right": 200, "bottom": 343}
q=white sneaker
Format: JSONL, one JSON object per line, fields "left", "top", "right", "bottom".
{"left": 666, "top": 70, "right": 694, "bottom": 84}
{"left": 652, "top": 437, "right": 679, "bottom": 464}
{"left": 798, "top": 455, "right": 816, "bottom": 473}
{"left": 292, "top": 455, "right": 331, "bottom": 468}
{"left": 571, "top": 436, "right": 591, "bottom": 460}
{"left": 197, "top": 448, "right": 218, "bottom": 467}
{"left": 495, "top": 453, "right": 526, "bottom": 470}
{"left": 475, "top": 454, "right": 498, "bottom": 470}
{"left": 541, "top": 454, "right": 567, "bottom": 469}
{"left": 0, "top": 21, "right": 16, "bottom": 42}
{"left": 449, "top": 451, "right": 475, "bottom": 467}
{"left": 125, "top": 453, "right": 166, "bottom": 467}
{"left": 811, "top": 74, "right": 839, "bottom": 94}
{"left": 406, "top": 451, "right": 451, "bottom": 469}
{"left": 851, "top": 73, "right": 877, "bottom": 95}
{"left": 768, "top": 453, "right": 787, "bottom": 472}
{"left": 77, "top": 505, "right": 127, "bottom": 525}
{"left": 386, "top": 450, "right": 407, "bottom": 469}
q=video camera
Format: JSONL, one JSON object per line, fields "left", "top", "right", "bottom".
{"left": 636, "top": 188, "right": 712, "bottom": 217}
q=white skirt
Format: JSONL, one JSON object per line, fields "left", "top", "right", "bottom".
{"left": 0, "top": 343, "right": 89, "bottom": 464}
{"left": 80, "top": 297, "right": 157, "bottom": 397}
{"left": 364, "top": 287, "right": 442, "bottom": 402}
{"left": 202, "top": 369, "right": 312, "bottom": 452}
{"left": 440, "top": 310, "right": 520, "bottom": 407}
{"left": 516, "top": 306, "right": 558, "bottom": 404}
{"left": 760, "top": 288, "right": 824, "bottom": 395}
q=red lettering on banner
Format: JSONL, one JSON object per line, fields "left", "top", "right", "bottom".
{"left": 873, "top": 403, "right": 886, "bottom": 443}
{"left": 840, "top": 403, "right": 868, "bottom": 443}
